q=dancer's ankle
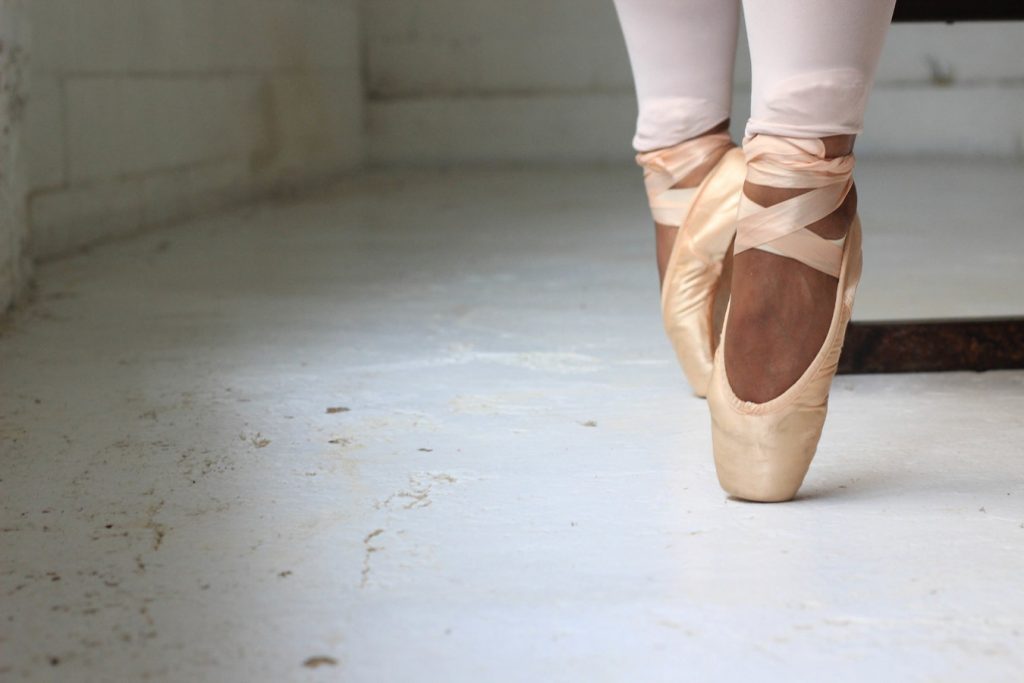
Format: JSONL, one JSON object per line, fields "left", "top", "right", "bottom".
{"left": 740, "top": 134, "right": 857, "bottom": 241}
{"left": 664, "top": 120, "right": 733, "bottom": 190}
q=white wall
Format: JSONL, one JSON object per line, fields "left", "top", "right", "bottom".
{"left": 24, "top": 0, "right": 365, "bottom": 259}
{"left": 4, "top": 3, "right": 1021, "bottom": 312}
{"left": 0, "top": 0, "right": 29, "bottom": 312}
{"left": 363, "top": 1, "right": 1024, "bottom": 163}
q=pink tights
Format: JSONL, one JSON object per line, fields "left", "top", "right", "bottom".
{"left": 611, "top": 0, "right": 897, "bottom": 151}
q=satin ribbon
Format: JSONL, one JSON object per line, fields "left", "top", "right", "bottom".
{"left": 735, "top": 134, "right": 854, "bottom": 278}
{"left": 634, "top": 131, "right": 735, "bottom": 227}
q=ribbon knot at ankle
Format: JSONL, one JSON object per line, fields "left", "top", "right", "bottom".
{"left": 634, "top": 131, "right": 734, "bottom": 226}
{"left": 735, "top": 134, "right": 854, "bottom": 277}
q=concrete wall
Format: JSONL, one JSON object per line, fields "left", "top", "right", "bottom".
{"left": 24, "top": 0, "right": 365, "bottom": 259}
{"left": 0, "top": 0, "right": 29, "bottom": 312}
{"left": 363, "top": 1, "right": 1024, "bottom": 164}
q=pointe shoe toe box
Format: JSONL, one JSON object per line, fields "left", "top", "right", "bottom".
{"left": 708, "top": 391, "right": 828, "bottom": 502}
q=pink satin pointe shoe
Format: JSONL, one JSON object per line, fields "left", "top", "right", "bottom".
{"left": 706, "top": 135, "right": 863, "bottom": 502}
{"left": 635, "top": 131, "right": 746, "bottom": 397}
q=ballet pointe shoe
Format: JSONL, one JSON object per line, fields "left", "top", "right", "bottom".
{"left": 706, "top": 135, "right": 862, "bottom": 502}
{"left": 635, "top": 132, "right": 745, "bottom": 397}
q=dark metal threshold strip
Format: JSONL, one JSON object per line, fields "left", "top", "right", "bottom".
{"left": 838, "top": 317, "right": 1024, "bottom": 374}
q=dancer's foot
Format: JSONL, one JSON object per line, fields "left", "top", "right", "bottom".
{"left": 723, "top": 134, "right": 857, "bottom": 403}
{"left": 652, "top": 120, "right": 732, "bottom": 288}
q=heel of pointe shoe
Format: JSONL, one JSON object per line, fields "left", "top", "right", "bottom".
{"left": 708, "top": 215, "right": 863, "bottom": 502}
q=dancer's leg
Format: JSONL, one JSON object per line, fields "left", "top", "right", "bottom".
{"left": 726, "top": 0, "right": 896, "bottom": 402}
{"left": 612, "top": 0, "right": 740, "bottom": 152}
{"left": 611, "top": 0, "right": 741, "bottom": 285}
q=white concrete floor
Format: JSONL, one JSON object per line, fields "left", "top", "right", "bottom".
{"left": 2, "top": 159, "right": 1024, "bottom": 682}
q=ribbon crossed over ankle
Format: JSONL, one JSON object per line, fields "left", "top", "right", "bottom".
{"left": 634, "top": 131, "right": 734, "bottom": 227}
{"left": 735, "top": 135, "right": 854, "bottom": 278}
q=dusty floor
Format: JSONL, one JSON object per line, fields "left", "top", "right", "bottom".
{"left": 2, "top": 160, "right": 1023, "bottom": 682}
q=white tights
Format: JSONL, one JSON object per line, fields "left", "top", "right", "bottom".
{"left": 611, "top": 0, "right": 897, "bottom": 151}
